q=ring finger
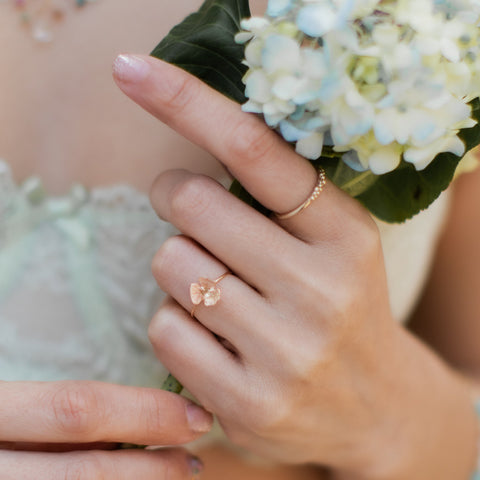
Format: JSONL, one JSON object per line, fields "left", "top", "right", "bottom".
{"left": 152, "top": 235, "right": 275, "bottom": 360}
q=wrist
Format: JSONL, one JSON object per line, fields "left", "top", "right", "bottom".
{"left": 346, "top": 327, "right": 478, "bottom": 480}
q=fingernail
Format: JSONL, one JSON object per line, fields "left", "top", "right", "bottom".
{"left": 113, "top": 54, "right": 151, "bottom": 83}
{"left": 188, "top": 455, "right": 204, "bottom": 478}
{"left": 186, "top": 403, "right": 213, "bottom": 433}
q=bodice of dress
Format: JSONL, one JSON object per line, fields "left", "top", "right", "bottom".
{"left": 0, "top": 159, "right": 174, "bottom": 385}
{"left": 0, "top": 158, "right": 451, "bottom": 386}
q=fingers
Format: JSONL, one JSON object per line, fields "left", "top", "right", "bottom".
{"left": 113, "top": 54, "right": 311, "bottom": 213}
{"left": 0, "top": 448, "right": 201, "bottom": 480}
{"left": 150, "top": 169, "right": 302, "bottom": 293}
{"left": 0, "top": 442, "right": 118, "bottom": 452}
{"left": 113, "top": 55, "right": 361, "bottom": 241}
{"left": 152, "top": 235, "right": 277, "bottom": 361}
{"left": 149, "top": 297, "right": 242, "bottom": 413}
{"left": 0, "top": 381, "right": 213, "bottom": 444}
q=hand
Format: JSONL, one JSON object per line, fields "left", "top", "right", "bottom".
{"left": 0, "top": 380, "right": 212, "bottom": 479}
{"left": 114, "top": 55, "right": 478, "bottom": 480}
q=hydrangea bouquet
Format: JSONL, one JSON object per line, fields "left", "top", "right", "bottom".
{"left": 152, "top": 0, "right": 480, "bottom": 223}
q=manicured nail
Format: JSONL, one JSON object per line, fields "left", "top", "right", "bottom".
{"left": 113, "top": 54, "right": 151, "bottom": 83}
{"left": 188, "top": 455, "right": 204, "bottom": 478}
{"left": 186, "top": 403, "right": 213, "bottom": 433}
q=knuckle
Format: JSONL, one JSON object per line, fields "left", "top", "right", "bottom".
{"left": 279, "top": 337, "right": 328, "bottom": 386}
{"left": 51, "top": 382, "right": 102, "bottom": 437}
{"left": 151, "top": 235, "right": 192, "bottom": 284}
{"left": 232, "top": 382, "right": 290, "bottom": 437}
{"left": 63, "top": 455, "right": 104, "bottom": 480}
{"left": 169, "top": 175, "right": 215, "bottom": 222}
{"left": 248, "top": 394, "right": 292, "bottom": 437}
{"left": 148, "top": 306, "right": 177, "bottom": 348}
{"left": 229, "top": 118, "right": 278, "bottom": 168}
{"left": 161, "top": 73, "right": 196, "bottom": 115}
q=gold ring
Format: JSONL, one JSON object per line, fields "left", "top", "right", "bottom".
{"left": 275, "top": 167, "right": 327, "bottom": 220}
{"left": 190, "top": 272, "right": 230, "bottom": 317}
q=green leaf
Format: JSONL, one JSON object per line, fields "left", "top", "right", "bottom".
{"left": 151, "top": 1, "right": 480, "bottom": 223}
{"left": 150, "top": 0, "right": 250, "bottom": 104}
{"left": 318, "top": 157, "right": 378, "bottom": 197}
{"left": 356, "top": 98, "right": 480, "bottom": 223}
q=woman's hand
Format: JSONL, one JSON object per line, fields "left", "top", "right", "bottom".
{"left": 0, "top": 380, "right": 212, "bottom": 479}
{"left": 114, "top": 55, "right": 478, "bottom": 480}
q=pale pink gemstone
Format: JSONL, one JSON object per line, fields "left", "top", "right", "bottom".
{"left": 191, "top": 278, "right": 222, "bottom": 307}
{"left": 190, "top": 283, "right": 204, "bottom": 305}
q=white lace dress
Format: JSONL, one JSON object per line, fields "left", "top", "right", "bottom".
{"left": 0, "top": 159, "right": 451, "bottom": 386}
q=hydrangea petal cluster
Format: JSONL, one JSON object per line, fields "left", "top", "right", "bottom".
{"left": 235, "top": 0, "right": 480, "bottom": 174}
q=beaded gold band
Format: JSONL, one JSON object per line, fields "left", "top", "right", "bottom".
{"left": 275, "top": 167, "right": 327, "bottom": 220}
{"left": 190, "top": 272, "right": 230, "bottom": 318}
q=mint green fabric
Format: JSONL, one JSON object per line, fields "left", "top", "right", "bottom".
{"left": 0, "top": 160, "right": 174, "bottom": 386}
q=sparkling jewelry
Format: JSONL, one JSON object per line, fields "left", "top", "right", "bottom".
{"left": 275, "top": 167, "right": 327, "bottom": 220}
{"left": 190, "top": 272, "right": 230, "bottom": 318}
{"left": 5, "top": 0, "right": 99, "bottom": 43}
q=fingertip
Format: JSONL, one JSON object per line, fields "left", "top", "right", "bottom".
{"left": 186, "top": 402, "right": 214, "bottom": 434}
{"left": 113, "top": 54, "right": 152, "bottom": 86}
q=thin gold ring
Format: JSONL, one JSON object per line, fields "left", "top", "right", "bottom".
{"left": 275, "top": 167, "right": 327, "bottom": 220}
{"left": 190, "top": 272, "right": 230, "bottom": 318}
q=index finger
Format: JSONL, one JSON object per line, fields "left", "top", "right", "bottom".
{"left": 113, "top": 55, "right": 359, "bottom": 240}
{"left": 0, "top": 381, "right": 212, "bottom": 445}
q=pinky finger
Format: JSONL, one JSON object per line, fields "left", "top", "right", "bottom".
{"left": 0, "top": 448, "right": 202, "bottom": 480}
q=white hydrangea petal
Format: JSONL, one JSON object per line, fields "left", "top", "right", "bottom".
{"left": 272, "top": 76, "right": 306, "bottom": 100}
{"left": 240, "top": 17, "right": 271, "bottom": 32}
{"left": 456, "top": 117, "right": 477, "bottom": 129}
{"left": 368, "top": 145, "right": 402, "bottom": 175}
{"left": 279, "top": 121, "right": 312, "bottom": 142}
{"left": 373, "top": 112, "right": 396, "bottom": 146}
{"left": 245, "top": 70, "right": 273, "bottom": 103}
{"left": 267, "top": 0, "right": 294, "bottom": 17}
{"left": 235, "top": 32, "right": 254, "bottom": 44}
{"left": 296, "top": 5, "right": 339, "bottom": 37}
{"left": 440, "top": 38, "right": 461, "bottom": 62}
{"left": 264, "top": 112, "right": 287, "bottom": 126}
{"left": 404, "top": 135, "right": 466, "bottom": 170}
{"left": 242, "top": 100, "right": 263, "bottom": 114}
{"left": 262, "top": 35, "right": 301, "bottom": 74}
{"left": 245, "top": 39, "right": 264, "bottom": 67}
{"left": 342, "top": 150, "right": 369, "bottom": 171}
{"left": 296, "top": 133, "right": 325, "bottom": 159}
{"left": 238, "top": 0, "right": 480, "bottom": 176}
{"left": 301, "top": 49, "right": 327, "bottom": 79}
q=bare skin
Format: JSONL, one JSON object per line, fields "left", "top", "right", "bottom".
{"left": 2, "top": 1, "right": 480, "bottom": 479}
{"left": 0, "top": 0, "right": 227, "bottom": 193}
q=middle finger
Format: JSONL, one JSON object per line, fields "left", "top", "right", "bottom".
{"left": 150, "top": 170, "right": 303, "bottom": 295}
{"left": 152, "top": 235, "right": 276, "bottom": 361}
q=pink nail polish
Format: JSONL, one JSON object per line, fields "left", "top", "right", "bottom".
{"left": 113, "top": 54, "right": 151, "bottom": 83}
{"left": 186, "top": 403, "right": 213, "bottom": 433}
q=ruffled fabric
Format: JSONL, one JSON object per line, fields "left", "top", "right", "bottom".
{"left": 0, "top": 159, "right": 174, "bottom": 386}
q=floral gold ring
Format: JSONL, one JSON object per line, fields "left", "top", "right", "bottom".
{"left": 190, "top": 272, "right": 230, "bottom": 318}
{"left": 275, "top": 168, "right": 327, "bottom": 220}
